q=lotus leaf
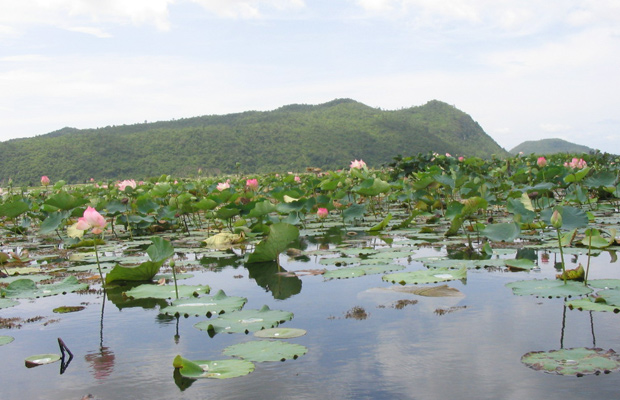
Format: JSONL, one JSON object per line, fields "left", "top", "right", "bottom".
{"left": 505, "top": 259, "right": 537, "bottom": 271}
{"left": 194, "top": 305, "right": 293, "bottom": 335}
{"left": 423, "top": 259, "right": 479, "bottom": 269}
{"left": 319, "top": 257, "right": 360, "bottom": 266}
{"left": 521, "top": 347, "right": 620, "bottom": 376}
{"left": 566, "top": 298, "right": 620, "bottom": 313}
{"left": 383, "top": 267, "right": 467, "bottom": 285}
{"left": 596, "top": 289, "right": 620, "bottom": 306}
{"left": 368, "top": 213, "right": 393, "bottom": 232}
{"left": 0, "top": 335, "right": 14, "bottom": 346}
{"left": 587, "top": 279, "right": 620, "bottom": 289}
{"left": 481, "top": 222, "right": 521, "bottom": 242}
{"left": 541, "top": 206, "right": 588, "bottom": 230}
{"left": 254, "top": 327, "right": 307, "bottom": 339}
{"left": 0, "top": 276, "right": 88, "bottom": 299}
{"left": 173, "top": 355, "right": 254, "bottom": 379}
{"left": 223, "top": 340, "right": 308, "bottom": 362}
{"left": 204, "top": 232, "right": 244, "bottom": 248}
{"left": 124, "top": 284, "right": 210, "bottom": 299}
{"left": 0, "top": 274, "right": 52, "bottom": 284}
{"left": 505, "top": 279, "right": 592, "bottom": 298}
{"left": 106, "top": 237, "right": 174, "bottom": 284}
{"left": 323, "top": 267, "right": 366, "bottom": 280}
{"left": 0, "top": 298, "right": 19, "bottom": 309}
{"left": 53, "top": 306, "right": 85, "bottom": 313}
{"left": 160, "top": 290, "right": 247, "bottom": 317}
{"left": 368, "top": 250, "right": 415, "bottom": 259}
{"left": 247, "top": 223, "right": 300, "bottom": 264}
{"left": 25, "top": 353, "right": 61, "bottom": 368}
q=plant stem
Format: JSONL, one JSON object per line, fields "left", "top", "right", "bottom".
{"left": 93, "top": 240, "right": 105, "bottom": 289}
{"left": 556, "top": 228, "right": 566, "bottom": 284}
{"left": 171, "top": 261, "right": 179, "bottom": 300}
{"left": 584, "top": 232, "right": 592, "bottom": 286}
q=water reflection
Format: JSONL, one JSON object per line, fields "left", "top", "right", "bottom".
{"left": 245, "top": 261, "right": 302, "bottom": 300}
{"left": 85, "top": 292, "right": 115, "bottom": 380}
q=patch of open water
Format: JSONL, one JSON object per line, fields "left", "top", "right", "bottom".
{"left": 1, "top": 237, "right": 620, "bottom": 400}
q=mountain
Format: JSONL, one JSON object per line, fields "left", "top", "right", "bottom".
{"left": 509, "top": 138, "right": 595, "bottom": 155}
{"left": 0, "top": 99, "right": 507, "bottom": 185}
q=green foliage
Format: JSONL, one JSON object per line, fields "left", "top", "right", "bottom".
{"left": 0, "top": 99, "right": 507, "bottom": 184}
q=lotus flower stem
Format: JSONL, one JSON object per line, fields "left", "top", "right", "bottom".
{"left": 584, "top": 232, "right": 592, "bottom": 286}
{"left": 556, "top": 228, "right": 566, "bottom": 284}
{"left": 170, "top": 260, "right": 179, "bottom": 299}
{"left": 93, "top": 241, "right": 105, "bottom": 289}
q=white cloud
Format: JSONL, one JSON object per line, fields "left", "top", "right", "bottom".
{"left": 65, "top": 26, "right": 112, "bottom": 38}
{"left": 540, "top": 123, "right": 572, "bottom": 133}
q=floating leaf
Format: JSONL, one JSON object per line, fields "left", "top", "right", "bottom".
{"left": 383, "top": 267, "right": 467, "bottom": 285}
{"left": 588, "top": 279, "right": 620, "bottom": 290}
{"left": 194, "top": 305, "right": 293, "bottom": 335}
{"left": 505, "top": 259, "right": 537, "bottom": 271}
{"left": 521, "top": 348, "right": 620, "bottom": 376}
{"left": 253, "top": 328, "right": 307, "bottom": 339}
{"left": 106, "top": 237, "right": 174, "bottom": 284}
{"left": 596, "top": 289, "right": 620, "bottom": 306}
{"left": 0, "top": 276, "right": 88, "bottom": 299}
{"left": 204, "top": 232, "right": 244, "bottom": 248}
{"left": 173, "top": 355, "right": 254, "bottom": 379}
{"left": 223, "top": 340, "right": 308, "bottom": 362}
{"left": 0, "top": 335, "right": 14, "bottom": 346}
{"left": 505, "top": 279, "right": 592, "bottom": 298}
{"left": 566, "top": 298, "right": 620, "bottom": 313}
{"left": 368, "top": 213, "right": 392, "bottom": 232}
{"left": 481, "top": 222, "right": 521, "bottom": 242}
{"left": 124, "top": 284, "right": 210, "bottom": 300}
{"left": 0, "top": 299, "right": 19, "bottom": 309}
{"left": 324, "top": 267, "right": 366, "bottom": 280}
{"left": 53, "top": 306, "right": 86, "bottom": 314}
{"left": 25, "top": 354, "right": 61, "bottom": 368}
{"left": 160, "top": 290, "right": 247, "bottom": 317}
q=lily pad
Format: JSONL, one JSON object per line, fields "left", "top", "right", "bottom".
{"left": 160, "top": 290, "right": 247, "bottom": 317}
{"left": 0, "top": 276, "right": 88, "bottom": 299}
{"left": 124, "top": 284, "right": 210, "bottom": 300}
{"left": 247, "top": 223, "right": 299, "bottom": 264}
{"left": 25, "top": 353, "right": 61, "bottom": 368}
{"left": 253, "top": 328, "right": 307, "bottom": 339}
{"left": 173, "top": 355, "right": 254, "bottom": 379}
{"left": 521, "top": 347, "right": 620, "bottom": 376}
{"left": 323, "top": 267, "right": 366, "bottom": 280}
{"left": 383, "top": 267, "right": 467, "bottom": 285}
{"left": 505, "top": 279, "right": 592, "bottom": 298}
{"left": 53, "top": 306, "right": 86, "bottom": 314}
{"left": 194, "top": 305, "right": 293, "bottom": 335}
{"left": 223, "top": 340, "right": 308, "bottom": 362}
{"left": 505, "top": 259, "right": 537, "bottom": 271}
{"left": 588, "top": 279, "right": 620, "bottom": 290}
{"left": 596, "top": 289, "right": 620, "bottom": 307}
{"left": 0, "top": 298, "right": 20, "bottom": 309}
{"left": 566, "top": 298, "right": 620, "bottom": 313}
{"left": 0, "top": 335, "right": 14, "bottom": 346}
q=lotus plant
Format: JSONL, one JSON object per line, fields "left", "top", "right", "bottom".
{"left": 68, "top": 206, "right": 108, "bottom": 287}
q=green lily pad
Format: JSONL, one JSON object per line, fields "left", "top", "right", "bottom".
{"left": 588, "top": 279, "right": 620, "bottom": 290}
{"left": 194, "top": 305, "right": 293, "bottom": 335}
{"left": 0, "top": 276, "right": 88, "bottom": 299}
{"left": 0, "top": 274, "right": 53, "bottom": 284}
{"left": 505, "top": 279, "right": 593, "bottom": 298}
{"left": 481, "top": 222, "right": 521, "bottom": 242}
{"left": 596, "top": 289, "right": 620, "bottom": 306}
{"left": 319, "top": 257, "right": 360, "bottom": 266}
{"left": 53, "top": 306, "right": 86, "bottom": 314}
{"left": 173, "top": 355, "right": 254, "bottom": 379}
{"left": 324, "top": 267, "right": 366, "bottom": 280}
{"left": 423, "top": 259, "right": 479, "bottom": 270}
{"left": 124, "top": 284, "right": 210, "bottom": 300}
{"left": 25, "top": 353, "right": 61, "bottom": 368}
{"left": 253, "top": 328, "right": 307, "bottom": 339}
{"left": 521, "top": 347, "right": 620, "bottom": 376}
{"left": 505, "top": 259, "right": 537, "bottom": 271}
{"left": 383, "top": 267, "right": 467, "bottom": 285}
{"left": 0, "top": 335, "right": 14, "bottom": 346}
{"left": 105, "top": 237, "right": 174, "bottom": 284}
{"left": 566, "top": 298, "right": 620, "bottom": 313}
{"left": 160, "top": 290, "right": 247, "bottom": 317}
{"left": 223, "top": 340, "right": 308, "bottom": 362}
{"left": 0, "top": 298, "right": 20, "bottom": 309}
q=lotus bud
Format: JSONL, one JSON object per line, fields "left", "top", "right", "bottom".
{"left": 550, "top": 210, "right": 563, "bottom": 229}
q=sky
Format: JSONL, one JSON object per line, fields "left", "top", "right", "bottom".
{"left": 1, "top": 0, "right": 619, "bottom": 154}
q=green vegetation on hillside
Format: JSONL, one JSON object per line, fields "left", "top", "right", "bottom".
{"left": 510, "top": 138, "right": 595, "bottom": 155}
{"left": 0, "top": 99, "right": 507, "bottom": 185}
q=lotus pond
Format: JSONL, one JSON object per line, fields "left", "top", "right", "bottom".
{"left": 1, "top": 153, "right": 620, "bottom": 399}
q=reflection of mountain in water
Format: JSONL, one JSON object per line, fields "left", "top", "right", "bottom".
{"left": 245, "top": 261, "right": 302, "bottom": 300}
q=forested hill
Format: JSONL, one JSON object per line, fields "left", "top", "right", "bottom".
{"left": 0, "top": 99, "right": 507, "bottom": 185}
{"left": 509, "top": 138, "right": 595, "bottom": 155}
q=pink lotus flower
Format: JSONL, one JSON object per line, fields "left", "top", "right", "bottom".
{"left": 458, "top": 156, "right": 464, "bottom": 162}
{"left": 76, "top": 206, "right": 107, "bottom": 235}
{"left": 246, "top": 178, "right": 259, "bottom": 191}
{"left": 564, "top": 157, "right": 587, "bottom": 169}
{"left": 350, "top": 159, "right": 366, "bottom": 169}
{"left": 445, "top": 153, "right": 452, "bottom": 157}
{"left": 216, "top": 180, "right": 231, "bottom": 191}
{"left": 118, "top": 179, "right": 137, "bottom": 191}
{"left": 537, "top": 157, "right": 547, "bottom": 168}
{"left": 40, "top": 175, "right": 50, "bottom": 186}
{"left": 294, "top": 176, "right": 301, "bottom": 183}
{"left": 317, "top": 207, "right": 329, "bottom": 219}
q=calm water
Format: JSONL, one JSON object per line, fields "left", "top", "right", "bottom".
{"left": 2, "top": 234, "right": 620, "bottom": 400}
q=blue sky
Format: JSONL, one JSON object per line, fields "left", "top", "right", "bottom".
{"left": 1, "top": 0, "right": 619, "bottom": 153}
